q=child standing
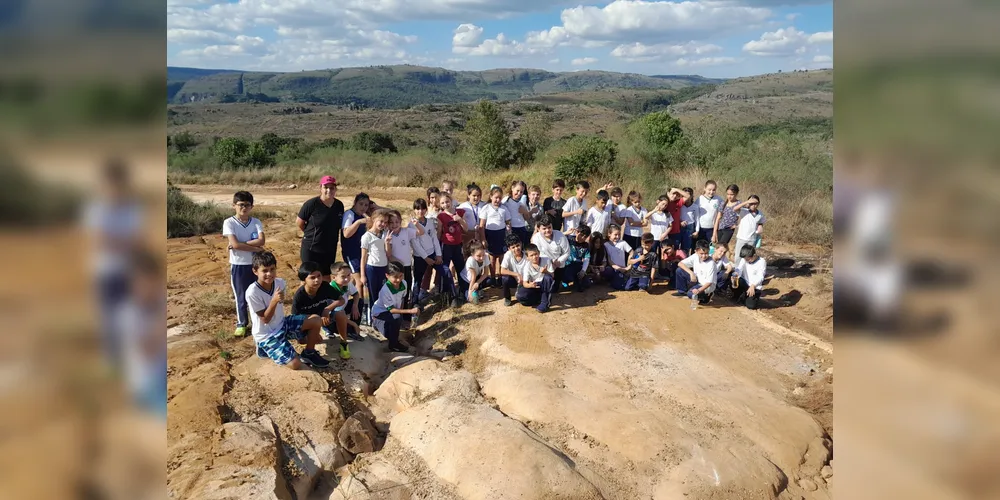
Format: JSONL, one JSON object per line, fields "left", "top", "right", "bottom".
{"left": 246, "top": 252, "right": 329, "bottom": 369}
{"left": 360, "top": 209, "right": 391, "bottom": 325}
{"left": 563, "top": 225, "right": 592, "bottom": 292}
{"left": 499, "top": 233, "right": 528, "bottom": 307}
{"left": 674, "top": 240, "right": 722, "bottom": 305}
{"left": 426, "top": 187, "right": 441, "bottom": 219}
{"left": 386, "top": 210, "right": 424, "bottom": 326}
{"left": 588, "top": 232, "right": 608, "bottom": 283}
{"left": 503, "top": 181, "right": 534, "bottom": 248}
{"left": 459, "top": 242, "right": 490, "bottom": 305}
{"left": 437, "top": 193, "right": 468, "bottom": 308}
{"left": 371, "top": 263, "right": 421, "bottom": 353}
{"left": 441, "top": 180, "right": 459, "bottom": 210}
{"left": 516, "top": 244, "right": 556, "bottom": 313}
{"left": 478, "top": 186, "right": 512, "bottom": 286}
{"left": 292, "top": 262, "right": 351, "bottom": 360}
{"left": 412, "top": 198, "right": 451, "bottom": 303}
{"left": 680, "top": 187, "right": 697, "bottom": 254}
{"left": 695, "top": 180, "right": 724, "bottom": 244}
{"left": 621, "top": 191, "right": 646, "bottom": 251}
{"left": 223, "top": 191, "right": 266, "bottom": 337}
{"left": 603, "top": 224, "right": 632, "bottom": 290}
{"left": 732, "top": 246, "right": 767, "bottom": 310}
{"left": 459, "top": 184, "right": 485, "bottom": 243}
{"left": 624, "top": 233, "right": 658, "bottom": 292}
{"left": 530, "top": 215, "right": 571, "bottom": 289}
{"left": 733, "top": 195, "right": 766, "bottom": 260}
{"left": 605, "top": 186, "right": 628, "bottom": 228}
{"left": 586, "top": 190, "right": 613, "bottom": 236}
{"left": 341, "top": 193, "right": 371, "bottom": 321}
{"left": 526, "top": 185, "right": 544, "bottom": 231}
{"left": 542, "top": 179, "right": 567, "bottom": 232}
{"left": 712, "top": 184, "right": 741, "bottom": 252}
{"left": 561, "top": 180, "right": 590, "bottom": 235}
{"left": 643, "top": 194, "right": 674, "bottom": 255}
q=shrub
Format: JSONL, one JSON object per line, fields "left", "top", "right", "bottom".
{"left": 513, "top": 112, "right": 552, "bottom": 166}
{"left": 167, "top": 183, "right": 229, "bottom": 237}
{"left": 212, "top": 137, "right": 250, "bottom": 168}
{"left": 351, "top": 131, "right": 397, "bottom": 153}
{"left": 554, "top": 136, "right": 617, "bottom": 182}
{"left": 464, "top": 100, "right": 512, "bottom": 171}
{"left": 172, "top": 131, "right": 198, "bottom": 153}
{"left": 627, "top": 110, "right": 690, "bottom": 170}
{"left": 259, "top": 132, "right": 300, "bottom": 156}
{"left": 246, "top": 141, "right": 276, "bottom": 168}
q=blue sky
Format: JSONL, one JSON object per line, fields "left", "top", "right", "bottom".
{"left": 167, "top": 0, "right": 832, "bottom": 78}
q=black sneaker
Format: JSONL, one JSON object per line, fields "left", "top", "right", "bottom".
{"left": 671, "top": 291, "right": 686, "bottom": 297}
{"left": 451, "top": 298, "right": 461, "bottom": 308}
{"left": 300, "top": 348, "right": 330, "bottom": 368}
{"left": 504, "top": 298, "right": 513, "bottom": 307}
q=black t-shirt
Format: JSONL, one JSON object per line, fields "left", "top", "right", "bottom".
{"left": 542, "top": 197, "right": 566, "bottom": 231}
{"left": 291, "top": 283, "right": 343, "bottom": 316}
{"left": 298, "top": 196, "right": 345, "bottom": 255}
{"left": 628, "top": 248, "right": 658, "bottom": 278}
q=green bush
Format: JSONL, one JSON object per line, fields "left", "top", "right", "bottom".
{"left": 351, "top": 131, "right": 397, "bottom": 153}
{"left": 246, "top": 141, "right": 276, "bottom": 168}
{"left": 172, "top": 131, "right": 198, "bottom": 153}
{"left": 167, "top": 183, "right": 229, "bottom": 237}
{"left": 212, "top": 137, "right": 250, "bottom": 168}
{"left": 627, "top": 110, "right": 690, "bottom": 170}
{"left": 554, "top": 136, "right": 617, "bottom": 182}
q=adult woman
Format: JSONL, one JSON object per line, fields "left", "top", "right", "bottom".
{"left": 712, "top": 184, "right": 741, "bottom": 252}
{"left": 297, "top": 176, "right": 345, "bottom": 281}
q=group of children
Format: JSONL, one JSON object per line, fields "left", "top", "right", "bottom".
{"left": 223, "top": 177, "right": 769, "bottom": 370}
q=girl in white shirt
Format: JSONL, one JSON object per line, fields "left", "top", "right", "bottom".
{"left": 459, "top": 243, "right": 490, "bottom": 304}
{"left": 359, "top": 209, "right": 391, "bottom": 324}
{"left": 732, "top": 195, "right": 766, "bottom": 260}
{"left": 679, "top": 187, "right": 697, "bottom": 254}
{"left": 458, "top": 184, "right": 485, "bottom": 244}
{"left": 503, "top": 181, "right": 534, "bottom": 248}
{"left": 695, "top": 180, "right": 724, "bottom": 244}
{"left": 386, "top": 210, "right": 424, "bottom": 322}
{"left": 642, "top": 194, "right": 674, "bottom": 253}
{"left": 621, "top": 191, "right": 647, "bottom": 251}
{"left": 478, "top": 186, "right": 512, "bottom": 286}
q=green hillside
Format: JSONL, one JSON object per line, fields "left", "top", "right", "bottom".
{"left": 168, "top": 64, "right": 726, "bottom": 108}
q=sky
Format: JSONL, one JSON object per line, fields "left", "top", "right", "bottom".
{"left": 167, "top": 0, "right": 832, "bottom": 78}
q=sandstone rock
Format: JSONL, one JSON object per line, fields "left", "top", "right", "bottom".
{"left": 194, "top": 418, "right": 292, "bottom": 500}
{"left": 820, "top": 465, "right": 833, "bottom": 479}
{"left": 234, "top": 356, "right": 329, "bottom": 398}
{"left": 373, "top": 359, "right": 480, "bottom": 420}
{"left": 799, "top": 478, "right": 818, "bottom": 492}
{"left": 339, "top": 412, "right": 379, "bottom": 455}
{"left": 340, "top": 370, "right": 370, "bottom": 395}
{"left": 344, "top": 337, "right": 389, "bottom": 379}
{"left": 390, "top": 398, "right": 603, "bottom": 500}
{"left": 653, "top": 444, "right": 789, "bottom": 499}
{"left": 327, "top": 458, "right": 417, "bottom": 500}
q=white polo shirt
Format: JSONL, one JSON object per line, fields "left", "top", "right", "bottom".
{"left": 622, "top": 206, "right": 647, "bottom": 237}
{"left": 586, "top": 206, "right": 612, "bottom": 236}
{"left": 222, "top": 216, "right": 264, "bottom": 265}
{"left": 478, "top": 203, "right": 511, "bottom": 231}
{"left": 696, "top": 195, "right": 724, "bottom": 230}
{"left": 736, "top": 209, "right": 766, "bottom": 241}
{"left": 388, "top": 226, "right": 417, "bottom": 266}
{"left": 245, "top": 278, "right": 287, "bottom": 344}
{"left": 736, "top": 257, "right": 767, "bottom": 289}
{"left": 361, "top": 230, "right": 389, "bottom": 267}
{"left": 680, "top": 255, "right": 722, "bottom": 293}
{"left": 501, "top": 250, "right": 528, "bottom": 276}
{"left": 521, "top": 257, "right": 552, "bottom": 283}
{"left": 562, "top": 196, "right": 587, "bottom": 232}
{"left": 604, "top": 240, "right": 632, "bottom": 268}
{"left": 502, "top": 197, "right": 529, "bottom": 229}
{"left": 648, "top": 211, "right": 673, "bottom": 241}
{"left": 530, "top": 231, "right": 571, "bottom": 266}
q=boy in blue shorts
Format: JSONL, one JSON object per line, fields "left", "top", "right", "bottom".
{"left": 223, "top": 190, "right": 265, "bottom": 337}
{"left": 246, "top": 252, "right": 330, "bottom": 369}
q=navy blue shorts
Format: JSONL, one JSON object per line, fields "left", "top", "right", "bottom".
{"left": 484, "top": 228, "right": 507, "bottom": 256}
{"left": 345, "top": 254, "right": 362, "bottom": 274}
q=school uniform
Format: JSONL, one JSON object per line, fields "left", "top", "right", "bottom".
{"left": 412, "top": 216, "right": 453, "bottom": 301}
{"left": 648, "top": 211, "right": 674, "bottom": 253}
{"left": 459, "top": 256, "right": 489, "bottom": 302}
{"left": 733, "top": 256, "right": 767, "bottom": 310}
{"left": 530, "top": 230, "right": 571, "bottom": 286}
{"left": 223, "top": 216, "right": 264, "bottom": 328}
{"left": 585, "top": 206, "right": 612, "bottom": 236}
{"left": 389, "top": 225, "right": 419, "bottom": 318}
{"left": 438, "top": 210, "right": 466, "bottom": 294}
{"left": 361, "top": 229, "right": 389, "bottom": 321}
{"left": 621, "top": 206, "right": 647, "bottom": 250}
{"left": 680, "top": 203, "right": 698, "bottom": 253}
{"left": 458, "top": 201, "right": 485, "bottom": 240}
{"left": 371, "top": 280, "right": 409, "bottom": 350}
{"left": 503, "top": 196, "right": 532, "bottom": 248}
{"left": 695, "top": 195, "right": 724, "bottom": 243}
{"left": 734, "top": 208, "right": 766, "bottom": 259}
{"left": 246, "top": 279, "right": 309, "bottom": 366}
{"left": 516, "top": 257, "right": 555, "bottom": 312}
{"left": 479, "top": 203, "right": 512, "bottom": 256}
{"left": 602, "top": 239, "right": 632, "bottom": 290}
{"left": 500, "top": 250, "right": 529, "bottom": 301}
{"left": 714, "top": 256, "right": 733, "bottom": 295}
{"left": 674, "top": 255, "right": 723, "bottom": 303}
{"left": 341, "top": 209, "right": 366, "bottom": 274}
{"left": 562, "top": 239, "right": 591, "bottom": 290}
{"left": 561, "top": 196, "right": 587, "bottom": 233}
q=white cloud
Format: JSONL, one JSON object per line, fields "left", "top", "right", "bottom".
{"left": 807, "top": 31, "right": 833, "bottom": 44}
{"left": 549, "top": 58, "right": 560, "bottom": 64}
{"left": 742, "top": 26, "right": 830, "bottom": 57}
{"left": 525, "top": 26, "right": 572, "bottom": 48}
{"left": 452, "top": 23, "right": 484, "bottom": 47}
{"left": 453, "top": 32, "right": 540, "bottom": 57}
{"left": 611, "top": 41, "right": 722, "bottom": 62}
{"left": 813, "top": 55, "right": 832, "bottom": 63}
{"left": 167, "top": 28, "right": 233, "bottom": 45}
{"left": 558, "top": 0, "right": 771, "bottom": 43}
{"left": 343, "top": 0, "right": 577, "bottom": 22}
{"left": 571, "top": 57, "right": 599, "bottom": 66}
{"left": 675, "top": 56, "right": 739, "bottom": 67}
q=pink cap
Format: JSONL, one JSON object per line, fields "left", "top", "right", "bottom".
{"left": 320, "top": 175, "right": 337, "bottom": 186}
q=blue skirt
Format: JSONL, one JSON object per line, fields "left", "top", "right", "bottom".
{"left": 485, "top": 228, "right": 507, "bottom": 256}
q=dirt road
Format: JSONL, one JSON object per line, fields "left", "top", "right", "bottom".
{"left": 168, "top": 185, "right": 833, "bottom": 499}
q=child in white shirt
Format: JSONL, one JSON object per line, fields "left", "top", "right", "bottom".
{"left": 642, "top": 194, "right": 674, "bottom": 254}
{"left": 459, "top": 243, "right": 490, "bottom": 304}
{"left": 530, "top": 215, "right": 571, "bottom": 288}
{"left": 360, "top": 209, "right": 391, "bottom": 325}
{"left": 680, "top": 187, "right": 697, "bottom": 254}
{"left": 732, "top": 195, "right": 766, "bottom": 260}
{"left": 503, "top": 181, "right": 534, "bottom": 249}
{"left": 674, "top": 240, "right": 723, "bottom": 304}
{"left": 478, "top": 186, "right": 512, "bottom": 286}
{"left": 516, "top": 244, "right": 555, "bottom": 313}
{"left": 458, "top": 184, "right": 486, "bottom": 243}
{"left": 621, "top": 191, "right": 647, "bottom": 251}
{"left": 223, "top": 191, "right": 266, "bottom": 337}
{"left": 498, "top": 233, "right": 528, "bottom": 306}
{"left": 732, "top": 246, "right": 767, "bottom": 310}
{"left": 371, "top": 262, "right": 421, "bottom": 352}
{"left": 561, "top": 180, "right": 590, "bottom": 234}
{"left": 411, "top": 198, "right": 453, "bottom": 304}
{"left": 386, "top": 210, "right": 424, "bottom": 326}
{"left": 586, "top": 190, "right": 613, "bottom": 236}
{"left": 695, "top": 180, "right": 724, "bottom": 244}
{"left": 602, "top": 224, "right": 632, "bottom": 290}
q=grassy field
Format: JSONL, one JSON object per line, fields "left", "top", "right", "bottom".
{"left": 167, "top": 69, "right": 832, "bottom": 248}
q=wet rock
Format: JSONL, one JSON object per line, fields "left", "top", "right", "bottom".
{"left": 338, "top": 412, "right": 379, "bottom": 455}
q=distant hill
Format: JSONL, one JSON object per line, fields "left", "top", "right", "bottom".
{"left": 167, "top": 64, "right": 727, "bottom": 108}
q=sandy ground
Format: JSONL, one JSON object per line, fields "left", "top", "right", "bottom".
{"left": 167, "top": 185, "right": 833, "bottom": 499}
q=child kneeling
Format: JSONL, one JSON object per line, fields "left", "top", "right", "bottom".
{"left": 516, "top": 244, "right": 556, "bottom": 313}
{"left": 732, "top": 246, "right": 767, "bottom": 310}
{"left": 673, "top": 240, "right": 721, "bottom": 304}
{"left": 371, "top": 263, "right": 421, "bottom": 353}
{"left": 247, "top": 252, "right": 330, "bottom": 369}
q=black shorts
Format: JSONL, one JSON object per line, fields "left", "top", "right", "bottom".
{"left": 716, "top": 228, "right": 735, "bottom": 245}
{"left": 300, "top": 248, "right": 335, "bottom": 276}
{"left": 484, "top": 228, "right": 507, "bottom": 256}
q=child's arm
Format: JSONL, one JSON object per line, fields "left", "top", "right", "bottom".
{"left": 359, "top": 247, "right": 369, "bottom": 286}
{"left": 478, "top": 219, "right": 486, "bottom": 243}
{"left": 226, "top": 234, "right": 264, "bottom": 253}
{"left": 411, "top": 220, "right": 425, "bottom": 237}
{"left": 343, "top": 216, "right": 366, "bottom": 238}
{"left": 436, "top": 217, "right": 445, "bottom": 241}
{"left": 678, "top": 260, "right": 696, "bottom": 280}
{"left": 259, "top": 286, "right": 284, "bottom": 324}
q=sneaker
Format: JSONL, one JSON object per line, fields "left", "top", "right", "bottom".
{"left": 504, "top": 298, "right": 512, "bottom": 307}
{"left": 536, "top": 304, "right": 549, "bottom": 313}
{"left": 339, "top": 343, "right": 351, "bottom": 360}
{"left": 671, "top": 291, "right": 686, "bottom": 297}
{"left": 300, "top": 348, "right": 331, "bottom": 368}
{"left": 451, "top": 298, "right": 461, "bottom": 308}
{"left": 234, "top": 326, "right": 247, "bottom": 337}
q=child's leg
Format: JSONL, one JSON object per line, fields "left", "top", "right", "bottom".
{"left": 502, "top": 276, "right": 517, "bottom": 300}
{"left": 374, "top": 311, "right": 402, "bottom": 349}
{"left": 334, "top": 311, "right": 349, "bottom": 342}
{"left": 639, "top": 276, "right": 651, "bottom": 291}
{"left": 674, "top": 268, "right": 694, "bottom": 295}
{"left": 412, "top": 258, "right": 428, "bottom": 300}
{"left": 537, "top": 274, "right": 555, "bottom": 311}
{"left": 515, "top": 286, "right": 539, "bottom": 307}
{"left": 231, "top": 264, "right": 256, "bottom": 328}
{"left": 458, "top": 277, "right": 471, "bottom": 303}
{"left": 300, "top": 315, "right": 324, "bottom": 351}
